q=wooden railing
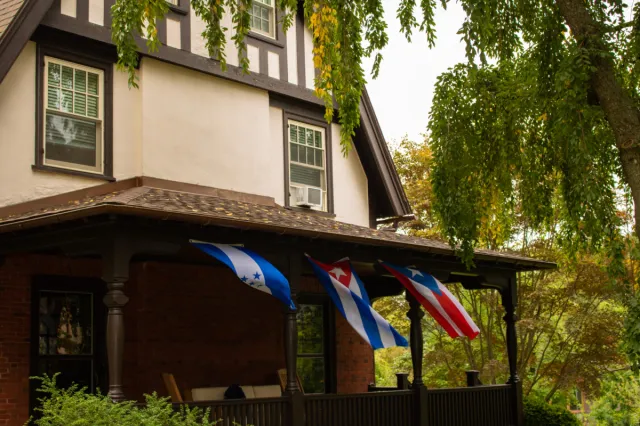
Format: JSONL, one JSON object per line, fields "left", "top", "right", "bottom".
{"left": 304, "top": 390, "right": 414, "bottom": 426}
{"left": 172, "top": 383, "right": 517, "bottom": 426}
{"left": 180, "top": 397, "right": 288, "bottom": 426}
{"left": 425, "top": 384, "right": 514, "bottom": 426}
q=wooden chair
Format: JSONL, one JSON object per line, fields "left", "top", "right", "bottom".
{"left": 162, "top": 373, "right": 183, "bottom": 403}
{"left": 277, "top": 368, "right": 304, "bottom": 393}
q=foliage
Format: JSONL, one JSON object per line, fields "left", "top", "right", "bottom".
{"left": 524, "top": 398, "right": 581, "bottom": 426}
{"left": 589, "top": 370, "right": 640, "bottom": 425}
{"left": 27, "top": 374, "right": 241, "bottom": 426}
{"left": 375, "top": 136, "right": 629, "bottom": 403}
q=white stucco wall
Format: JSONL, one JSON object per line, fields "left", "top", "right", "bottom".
{"left": 330, "top": 124, "right": 369, "bottom": 227}
{"left": 0, "top": 42, "right": 141, "bottom": 208}
{"left": 0, "top": 44, "right": 369, "bottom": 226}
{"left": 139, "top": 58, "right": 283, "bottom": 199}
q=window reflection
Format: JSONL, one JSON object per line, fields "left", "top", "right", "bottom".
{"left": 297, "top": 304, "right": 325, "bottom": 393}
{"left": 39, "top": 292, "right": 93, "bottom": 356}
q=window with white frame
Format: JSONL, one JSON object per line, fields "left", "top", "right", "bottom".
{"left": 43, "top": 57, "right": 104, "bottom": 174}
{"left": 288, "top": 120, "right": 327, "bottom": 211}
{"left": 249, "top": 0, "right": 275, "bottom": 38}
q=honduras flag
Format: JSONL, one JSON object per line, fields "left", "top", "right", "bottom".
{"left": 380, "top": 261, "right": 479, "bottom": 339}
{"left": 306, "top": 255, "right": 408, "bottom": 350}
{"left": 191, "top": 241, "right": 295, "bottom": 310}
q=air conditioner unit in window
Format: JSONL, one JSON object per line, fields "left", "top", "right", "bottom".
{"left": 291, "top": 185, "right": 323, "bottom": 209}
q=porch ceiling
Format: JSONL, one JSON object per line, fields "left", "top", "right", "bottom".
{"left": 0, "top": 177, "right": 555, "bottom": 271}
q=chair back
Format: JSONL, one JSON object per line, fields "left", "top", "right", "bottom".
{"left": 162, "top": 373, "right": 183, "bottom": 403}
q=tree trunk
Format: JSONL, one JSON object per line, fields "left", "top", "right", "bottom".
{"left": 556, "top": 0, "right": 640, "bottom": 236}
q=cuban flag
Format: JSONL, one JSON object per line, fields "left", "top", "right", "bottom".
{"left": 306, "top": 255, "right": 408, "bottom": 350}
{"left": 380, "top": 261, "right": 479, "bottom": 340}
{"left": 191, "top": 240, "right": 295, "bottom": 310}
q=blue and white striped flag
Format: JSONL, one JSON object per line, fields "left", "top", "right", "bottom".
{"left": 191, "top": 241, "right": 295, "bottom": 310}
{"left": 306, "top": 255, "right": 408, "bottom": 349}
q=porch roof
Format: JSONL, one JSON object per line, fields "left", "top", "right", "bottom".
{"left": 0, "top": 177, "right": 554, "bottom": 271}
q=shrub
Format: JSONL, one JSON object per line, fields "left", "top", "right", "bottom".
{"left": 524, "top": 397, "right": 581, "bottom": 426}
{"left": 27, "top": 374, "right": 237, "bottom": 426}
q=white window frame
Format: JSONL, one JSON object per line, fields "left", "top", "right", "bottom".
{"left": 288, "top": 120, "right": 327, "bottom": 211}
{"left": 249, "top": 0, "right": 275, "bottom": 38}
{"left": 42, "top": 56, "right": 105, "bottom": 175}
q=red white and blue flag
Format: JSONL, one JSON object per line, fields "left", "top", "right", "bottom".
{"left": 380, "top": 261, "right": 480, "bottom": 339}
{"left": 306, "top": 255, "right": 408, "bottom": 350}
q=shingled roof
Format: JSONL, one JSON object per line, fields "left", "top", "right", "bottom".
{"left": 0, "top": 0, "right": 23, "bottom": 37}
{"left": 0, "top": 177, "right": 554, "bottom": 270}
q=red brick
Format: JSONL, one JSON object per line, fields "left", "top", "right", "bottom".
{"left": 0, "top": 254, "right": 374, "bottom": 425}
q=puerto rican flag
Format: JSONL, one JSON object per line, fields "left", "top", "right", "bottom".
{"left": 306, "top": 255, "right": 408, "bottom": 349}
{"left": 380, "top": 261, "right": 479, "bottom": 339}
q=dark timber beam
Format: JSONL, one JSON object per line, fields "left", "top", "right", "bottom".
{"left": 285, "top": 251, "right": 304, "bottom": 426}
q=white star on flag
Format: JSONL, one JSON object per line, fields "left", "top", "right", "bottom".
{"left": 330, "top": 267, "right": 347, "bottom": 279}
{"left": 407, "top": 268, "right": 422, "bottom": 277}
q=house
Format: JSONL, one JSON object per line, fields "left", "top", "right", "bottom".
{"left": 0, "top": 1, "right": 554, "bottom": 425}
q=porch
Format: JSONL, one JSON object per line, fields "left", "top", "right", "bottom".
{"left": 0, "top": 179, "right": 552, "bottom": 426}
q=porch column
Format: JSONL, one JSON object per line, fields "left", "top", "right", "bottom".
{"left": 501, "top": 273, "right": 524, "bottom": 426}
{"left": 406, "top": 291, "right": 429, "bottom": 426}
{"left": 101, "top": 238, "right": 132, "bottom": 402}
{"left": 285, "top": 253, "right": 304, "bottom": 426}
{"left": 406, "top": 292, "right": 425, "bottom": 387}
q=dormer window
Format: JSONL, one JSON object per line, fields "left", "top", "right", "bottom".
{"left": 288, "top": 120, "right": 327, "bottom": 211}
{"left": 249, "top": 0, "right": 275, "bottom": 38}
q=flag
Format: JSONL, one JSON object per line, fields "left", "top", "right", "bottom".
{"left": 380, "top": 261, "right": 480, "bottom": 339}
{"left": 306, "top": 255, "right": 408, "bottom": 349}
{"left": 191, "top": 240, "right": 295, "bottom": 310}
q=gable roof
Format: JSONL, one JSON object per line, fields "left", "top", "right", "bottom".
{"left": 0, "top": 1, "right": 412, "bottom": 220}
{"left": 0, "top": 177, "right": 554, "bottom": 270}
{"left": 0, "top": 0, "right": 53, "bottom": 83}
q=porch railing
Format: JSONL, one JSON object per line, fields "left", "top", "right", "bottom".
{"left": 426, "top": 384, "right": 514, "bottom": 426}
{"left": 176, "top": 383, "right": 517, "bottom": 426}
{"left": 181, "top": 397, "right": 288, "bottom": 426}
{"left": 305, "top": 390, "right": 414, "bottom": 426}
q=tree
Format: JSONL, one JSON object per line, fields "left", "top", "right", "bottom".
{"left": 373, "top": 137, "right": 628, "bottom": 401}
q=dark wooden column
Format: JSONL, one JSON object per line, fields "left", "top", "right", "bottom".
{"left": 101, "top": 237, "right": 133, "bottom": 402}
{"left": 406, "top": 291, "right": 429, "bottom": 426}
{"left": 501, "top": 273, "right": 524, "bottom": 426}
{"left": 406, "top": 291, "right": 425, "bottom": 387}
{"left": 285, "top": 253, "right": 304, "bottom": 426}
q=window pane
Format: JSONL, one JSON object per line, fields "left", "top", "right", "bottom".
{"left": 88, "top": 73, "right": 99, "bottom": 95}
{"left": 307, "top": 147, "right": 314, "bottom": 165}
{"left": 261, "top": 19, "right": 269, "bottom": 32}
{"left": 253, "top": 16, "right": 261, "bottom": 29}
{"left": 74, "top": 69, "right": 87, "bottom": 93}
{"left": 48, "top": 63, "right": 61, "bottom": 87}
{"left": 297, "top": 126, "right": 305, "bottom": 143}
{"left": 45, "top": 112, "right": 98, "bottom": 167}
{"left": 61, "top": 66, "right": 73, "bottom": 89}
{"left": 298, "top": 357, "right": 325, "bottom": 394}
{"left": 61, "top": 89, "right": 73, "bottom": 113}
{"left": 297, "top": 305, "right": 324, "bottom": 354}
{"left": 87, "top": 96, "right": 99, "bottom": 118}
{"left": 74, "top": 93, "right": 87, "bottom": 116}
{"left": 47, "top": 87, "right": 60, "bottom": 110}
{"left": 38, "top": 291, "right": 93, "bottom": 355}
{"left": 298, "top": 146, "right": 307, "bottom": 164}
{"left": 261, "top": 7, "right": 269, "bottom": 19}
{"left": 306, "top": 129, "right": 314, "bottom": 146}
{"left": 314, "top": 131, "right": 322, "bottom": 148}
{"left": 315, "top": 149, "right": 323, "bottom": 167}
{"left": 290, "top": 143, "right": 298, "bottom": 162}
{"left": 290, "top": 124, "right": 298, "bottom": 143}
{"left": 290, "top": 164, "right": 322, "bottom": 187}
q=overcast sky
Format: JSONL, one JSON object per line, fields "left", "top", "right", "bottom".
{"left": 363, "top": 1, "right": 467, "bottom": 144}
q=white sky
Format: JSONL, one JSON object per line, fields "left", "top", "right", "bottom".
{"left": 362, "top": 1, "right": 468, "bottom": 144}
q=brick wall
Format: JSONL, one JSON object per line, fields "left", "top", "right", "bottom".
{"left": 0, "top": 254, "right": 374, "bottom": 425}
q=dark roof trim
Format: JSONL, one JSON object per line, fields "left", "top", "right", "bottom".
{"left": 359, "top": 88, "right": 412, "bottom": 217}
{"left": 0, "top": 0, "right": 53, "bottom": 84}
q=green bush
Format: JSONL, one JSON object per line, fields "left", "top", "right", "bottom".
{"left": 27, "top": 374, "right": 239, "bottom": 426}
{"left": 524, "top": 397, "right": 581, "bottom": 426}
